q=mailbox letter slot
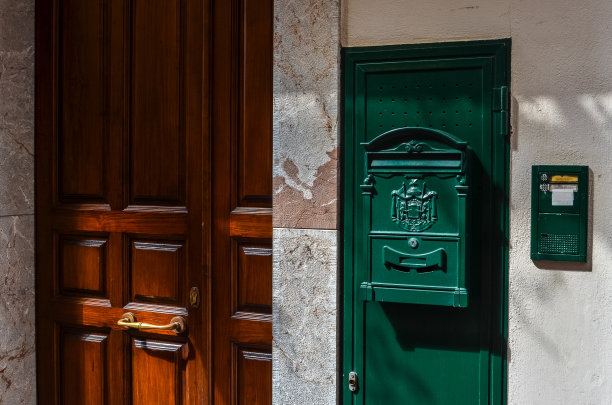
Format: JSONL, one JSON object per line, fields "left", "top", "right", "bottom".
{"left": 383, "top": 246, "right": 446, "bottom": 273}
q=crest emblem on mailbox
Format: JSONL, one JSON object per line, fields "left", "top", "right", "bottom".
{"left": 391, "top": 178, "right": 438, "bottom": 232}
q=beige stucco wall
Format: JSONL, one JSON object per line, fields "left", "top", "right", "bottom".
{"left": 343, "top": 0, "right": 612, "bottom": 403}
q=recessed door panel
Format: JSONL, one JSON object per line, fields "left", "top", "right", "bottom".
{"left": 60, "top": 329, "right": 108, "bottom": 405}
{"left": 233, "top": 240, "right": 272, "bottom": 317}
{"left": 58, "top": 235, "right": 108, "bottom": 296}
{"left": 233, "top": 344, "right": 272, "bottom": 405}
{"left": 130, "top": 0, "right": 185, "bottom": 206}
{"left": 130, "top": 239, "right": 184, "bottom": 305}
{"left": 131, "top": 338, "right": 185, "bottom": 405}
{"left": 58, "top": 0, "right": 107, "bottom": 202}
{"left": 237, "top": 0, "right": 273, "bottom": 206}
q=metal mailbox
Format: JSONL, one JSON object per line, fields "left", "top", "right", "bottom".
{"left": 359, "top": 127, "right": 473, "bottom": 307}
{"left": 531, "top": 165, "right": 588, "bottom": 262}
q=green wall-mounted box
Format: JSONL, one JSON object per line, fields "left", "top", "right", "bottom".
{"left": 531, "top": 165, "right": 588, "bottom": 262}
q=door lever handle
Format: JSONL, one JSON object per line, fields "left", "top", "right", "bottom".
{"left": 117, "top": 312, "right": 186, "bottom": 333}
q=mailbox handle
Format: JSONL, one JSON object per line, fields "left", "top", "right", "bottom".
{"left": 383, "top": 246, "right": 446, "bottom": 272}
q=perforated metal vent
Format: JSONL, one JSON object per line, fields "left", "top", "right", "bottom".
{"left": 366, "top": 69, "right": 483, "bottom": 140}
{"left": 539, "top": 233, "right": 579, "bottom": 255}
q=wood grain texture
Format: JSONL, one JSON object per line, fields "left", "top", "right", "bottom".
{"left": 130, "top": 0, "right": 185, "bottom": 206}
{"left": 37, "top": 0, "right": 271, "bottom": 402}
{"left": 59, "top": 235, "right": 107, "bottom": 296}
{"left": 237, "top": 0, "right": 273, "bottom": 206}
{"left": 233, "top": 344, "right": 272, "bottom": 405}
{"left": 59, "top": 0, "right": 107, "bottom": 202}
{"left": 233, "top": 240, "right": 272, "bottom": 319}
{"left": 131, "top": 338, "right": 185, "bottom": 405}
{"left": 212, "top": 0, "right": 273, "bottom": 402}
{"left": 60, "top": 329, "right": 108, "bottom": 405}
{"left": 36, "top": 0, "right": 208, "bottom": 403}
{"left": 130, "top": 239, "right": 184, "bottom": 305}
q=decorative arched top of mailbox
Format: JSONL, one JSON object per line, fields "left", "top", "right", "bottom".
{"left": 362, "top": 127, "right": 471, "bottom": 175}
{"left": 362, "top": 127, "right": 469, "bottom": 152}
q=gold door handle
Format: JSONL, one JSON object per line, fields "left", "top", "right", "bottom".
{"left": 117, "top": 312, "right": 186, "bottom": 333}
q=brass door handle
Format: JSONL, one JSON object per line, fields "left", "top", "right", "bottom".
{"left": 117, "top": 312, "right": 186, "bottom": 333}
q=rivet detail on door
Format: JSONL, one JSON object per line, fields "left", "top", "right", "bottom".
{"left": 189, "top": 287, "right": 200, "bottom": 309}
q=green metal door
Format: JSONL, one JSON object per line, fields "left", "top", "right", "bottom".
{"left": 342, "top": 40, "right": 510, "bottom": 404}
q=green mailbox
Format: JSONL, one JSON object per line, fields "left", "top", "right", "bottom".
{"left": 531, "top": 165, "right": 588, "bottom": 261}
{"left": 359, "top": 127, "right": 473, "bottom": 307}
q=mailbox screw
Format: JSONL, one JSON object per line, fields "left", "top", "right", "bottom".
{"left": 409, "top": 238, "right": 419, "bottom": 249}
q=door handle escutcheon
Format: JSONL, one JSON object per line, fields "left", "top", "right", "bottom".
{"left": 117, "top": 312, "right": 186, "bottom": 333}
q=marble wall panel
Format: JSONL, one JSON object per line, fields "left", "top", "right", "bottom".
{"left": 272, "top": 228, "right": 337, "bottom": 404}
{"left": 0, "top": 1, "right": 35, "bottom": 403}
{"left": 0, "top": 7, "right": 34, "bottom": 216}
{"left": 0, "top": 215, "right": 35, "bottom": 404}
{"left": 273, "top": 0, "right": 340, "bottom": 229}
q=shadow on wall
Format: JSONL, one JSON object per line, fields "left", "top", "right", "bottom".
{"left": 508, "top": 90, "right": 612, "bottom": 371}
{"left": 512, "top": 93, "right": 607, "bottom": 272}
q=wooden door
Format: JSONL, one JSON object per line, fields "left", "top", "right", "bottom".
{"left": 35, "top": 0, "right": 272, "bottom": 403}
{"left": 212, "top": 0, "right": 273, "bottom": 403}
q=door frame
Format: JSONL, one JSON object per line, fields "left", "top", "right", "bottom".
{"left": 340, "top": 39, "right": 511, "bottom": 404}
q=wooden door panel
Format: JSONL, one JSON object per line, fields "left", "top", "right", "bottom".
{"left": 237, "top": 0, "right": 273, "bottom": 206}
{"left": 131, "top": 338, "right": 186, "bottom": 405}
{"left": 233, "top": 241, "right": 272, "bottom": 318}
{"left": 58, "top": 235, "right": 108, "bottom": 296}
{"left": 60, "top": 329, "right": 109, "bottom": 405}
{"left": 233, "top": 345, "right": 272, "bottom": 405}
{"left": 58, "top": 0, "right": 108, "bottom": 202}
{"left": 130, "top": 0, "right": 185, "bottom": 206}
{"left": 129, "top": 239, "right": 185, "bottom": 305}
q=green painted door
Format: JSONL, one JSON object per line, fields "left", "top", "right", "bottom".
{"left": 342, "top": 40, "right": 510, "bottom": 404}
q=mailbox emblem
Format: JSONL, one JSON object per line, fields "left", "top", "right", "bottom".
{"left": 391, "top": 178, "right": 438, "bottom": 232}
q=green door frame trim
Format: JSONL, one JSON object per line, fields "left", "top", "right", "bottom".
{"left": 340, "top": 39, "right": 511, "bottom": 404}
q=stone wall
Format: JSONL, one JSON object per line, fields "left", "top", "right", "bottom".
{"left": 272, "top": 0, "right": 340, "bottom": 403}
{"left": 0, "top": 1, "right": 36, "bottom": 403}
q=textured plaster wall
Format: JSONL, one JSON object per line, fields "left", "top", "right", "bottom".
{"left": 0, "top": 0, "right": 36, "bottom": 403}
{"left": 343, "top": 0, "right": 612, "bottom": 404}
{"left": 272, "top": 0, "right": 340, "bottom": 404}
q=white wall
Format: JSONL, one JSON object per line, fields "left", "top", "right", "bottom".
{"left": 343, "top": 0, "right": 612, "bottom": 403}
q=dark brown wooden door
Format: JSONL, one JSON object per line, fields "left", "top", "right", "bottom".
{"left": 212, "top": 0, "right": 273, "bottom": 403}
{"left": 35, "top": 0, "right": 272, "bottom": 403}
